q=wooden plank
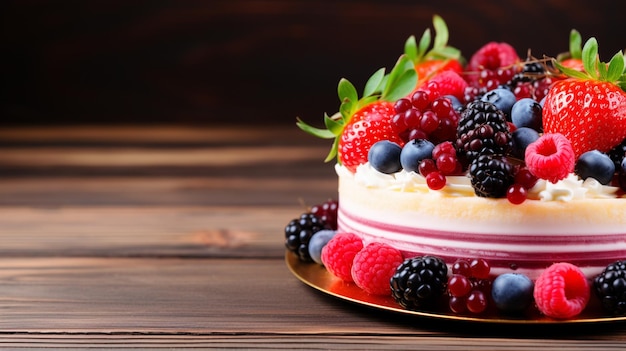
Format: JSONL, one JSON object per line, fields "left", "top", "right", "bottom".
{"left": 0, "top": 257, "right": 623, "bottom": 344}
{"left": 0, "top": 206, "right": 302, "bottom": 258}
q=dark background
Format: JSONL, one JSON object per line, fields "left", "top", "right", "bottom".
{"left": 1, "top": 0, "right": 623, "bottom": 126}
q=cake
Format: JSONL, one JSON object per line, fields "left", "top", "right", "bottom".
{"left": 286, "top": 16, "right": 626, "bottom": 319}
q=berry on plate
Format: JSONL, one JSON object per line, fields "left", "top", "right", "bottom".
{"left": 533, "top": 262, "right": 590, "bottom": 319}
{"left": 390, "top": 256, "right": 448, "bottom": 311}
{"left": 543, "top": 37, "right": 626, "bottom": 158}
{"left": 307, "top": 229, "right": 337, "bottom": 265}
{"left": 321, "top": 233, "right": 364, "bottom": 282}
{"left": 594, "top": 260, "right": 626, "bottom": 315}
{"left": 351, "top": 242, "right": 404, "bottom": 295}
{"left": 491, "top": 273, "right": 534, "bottom": 313}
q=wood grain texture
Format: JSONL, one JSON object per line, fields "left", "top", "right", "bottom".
{"left": 0, "top": 126, "right": 624, "bottom": 348}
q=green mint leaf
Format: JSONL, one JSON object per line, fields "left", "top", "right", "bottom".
{"left": 404, "top": 35, "right": 418, "bottom": 61}
{"left": 582, "top": 37, "right": 599, "bottom": 80}
{"left": 296, "top": 118, "right": 335, "bottom": 139}
{"left": 338, "top": 78, "right": 358, "bottom": 105}
{"left": 569, "top": 29, "right": 582, "bottom": 59}
{"left": 432, "top": 15, "right": 448, "bottom": 49}
{"left": 363, "top": 68, "right": 386, "bottom": 97}
{"left": 606, "top": 51, "right": 625, "bottom": 82}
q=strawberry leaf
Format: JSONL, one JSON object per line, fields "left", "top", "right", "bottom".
{"left": 324, "top": 137, "right": 339, "bottom": 163}
{"left": 296, "top": 118, "right": 335, "bottom": 139}
{"left": 363, "top": 67, "right": 386, "bottom": 97}
{"left": 338, "top": 78, "right": 358, "bottom": 105}
{"left": 432, "top": 14, "right": 449, "bottom": 49}
{"left": 606, "top": 51, "right": 625, "bottom": 82}
{"left": 553, "top": 59, "right": 589, "bottom": 79}
{"left": 404, "top": 35, "right": 418, "bottom": 62}
{"left": 582, "top": 37, "right": 599, "bottom": 80}
{"left": 417, "top": 28, "right": 431, "bottom": 62}
{"left": 324, "top": 113, "right": 344, "bottom": 136}
{"left": 384, "top": 69, "right": 417, "bottom": 102}
{"left": 569, "top": 29, "right": 582, "bottom": 59}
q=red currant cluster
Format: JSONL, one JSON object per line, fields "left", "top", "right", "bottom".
{"left": 391, "top": 84, "right": 461, "bottom": 145}
{"left": 447, "top": 258, "right": 492, "bottom": 314}
{"left": 511, "top": 76, "right": 554, "bottom": 102}
{"left": 310, "top": 199, "right": 339, "bottom": 230}
{"left": 418, "top": 141, "right": 463, "bottom": 190}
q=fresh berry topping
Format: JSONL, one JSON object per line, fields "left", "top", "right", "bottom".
{"left": 469, "top": 155, "right": 515, "bottom": 198}
{"left": 480, "top": 88, "right": 517, "bottom": 120}
{"left": 339, "top": 102, "right": 405, "bottom": 173}
{"left": 491, "top": 273, "right": 534, "bottom": 313}
{"left": 506, "top": 184, "right": 528, "bottom": 205}
{"left": 514, "top": 167, "right": 539, "bottom": 189}
{"left": 575, "top": 150, "right": 616, "bottom": 185}
{"left": 390, "top": 256, "right": 448, "bottom": 311}
{"left": 426, "top": 171, "right": 446, "bottom": 190}
{"left": 524, "top": 133, "right": 575, "bottom": 183}
{"left": 351, "top": 243, "right": 404, "bottom": 295}
{"left": 511, "top": 127, "right": 540, "bottom": 160}
{"left": 307, "top": 229, "right": 337, "bottom": 265}
{"left": 321, "top": 233, "right": 364, "bottom": 282}
{"left": 448, "top": 274, "right": 472, "bottom": 298}
{"left": 426, "top": 71, "right": 468, "bottom": 101}
{"left": 466, "top": 42, "right": 520, "bottom": 89}
{"left": 607, "top": 138, "right": 626, "bottom": 170}
{"left": 368, "top": 140, "right": 403, "bottom": 174}
{"left": 511, "top": 98, "right": 543, "bottom": 131}
{"left": 285, "top": 213, "right": 331, "bottom": 262}
{"left": 456, "top": 101, "right": 513, "bottom": 164}
{"left": 543, "top": 37, "right": 626, "bottom": 158}
{"left": 466, "top": 290, "right": 488, "bottom": 314}
{"left": 418, "top": 158, "right": 437, "bottom": 176}
{"left": 400, "top": 139, "right": 435, "bottom": 172}
{"left": 533, "top": 262, "right": 590, "bottom": 319}
{"left": 310, "top": 199, "right": 339, "bottom": 230}
{"left": 594, "top": 260, "right": 626, "bottom": 315}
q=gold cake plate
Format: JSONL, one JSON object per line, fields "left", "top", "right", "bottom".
{"left": 286, "top": 252, "right": 626, "bottom": 324}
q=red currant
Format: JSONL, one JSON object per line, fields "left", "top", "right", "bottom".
{"left": 506, "top": 184, "right": 527, "bottom": 205}
{"left": 469, "top": 258, "right": 490, "bottom": 280}
{"left": 448, "top": 274, "right": 472, "bottom": 297}
{"left": 466, "top": 290, "right": 488, "bottom": 314}
{"left": 426, "top": 171, "right": 446, "bottom": 190}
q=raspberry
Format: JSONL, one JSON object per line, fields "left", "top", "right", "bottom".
{"left": 533, "top": 262, "right": 590, "bottom": 319}
{"left": 320, "top": 233, "right": 364, "bottom": 282}
{"left": 351, "top": 243, "right": 404, "bottom": 295}
{"left": 467, "top": 42, "right": 520, "bottom": 72}
{"left": 525, "top": 133, "right": 575, "bottom": 183}
{"left": 425, "top": 71, "right": 468, "bottom": 101}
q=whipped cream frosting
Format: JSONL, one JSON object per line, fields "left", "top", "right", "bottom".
{"left": 339, "top": 163, "right": 621, "bottom": 201}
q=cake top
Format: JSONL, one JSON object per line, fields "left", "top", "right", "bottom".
{"left": 297, "top": 15, "right": 626, "bottom": 203}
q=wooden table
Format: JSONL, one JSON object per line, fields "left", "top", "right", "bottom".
{"left": 0, "top": 126, "right": 624, "bottom": 349}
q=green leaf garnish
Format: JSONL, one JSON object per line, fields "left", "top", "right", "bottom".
{"left": 338, "top": 78, "right": 358, "bottom": 105}
{"left": 363, "top": 67, "right": 386, "bottom": 97}
{"left": 404, "top": 36, "right": 418, "bottom": 62}
{"left": 581, "top": 37, "right": 599, "bottom": 80}
{"left": 569, "top": 29, "right": 582, "bottom": 59}
{"left": 432, "top": 14, "right": 449, "bottom": 50}
{"left": 406, "top": 15, "right": 461, "bottom": 65}
{"left": 606, "top": 51, "right": 625, "bottom": 82}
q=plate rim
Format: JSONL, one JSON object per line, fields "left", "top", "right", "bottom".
{"left": 286, "top": 252, "right": 626, "bottom": 325}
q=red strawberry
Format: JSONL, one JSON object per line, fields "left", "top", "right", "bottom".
{"left": 297, "top": 43, "right": 417, "bottom": 172}
{"left": 338, "top": 101, "right": 404, "bottom": 172}
{"left": 543, "top": 37, "right": 626, "bottom": 158}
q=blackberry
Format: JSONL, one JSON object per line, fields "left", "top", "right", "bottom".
{"left": 455, "top": 101, "right": 513, "bottom": 165}
{"left": 594, "top": 260, "right": 626, "bottom": 315}
{"left": 285, "top": 213, "right": 330, "bottom": 262}
{"left": 469, "top": 154, "right": 515, "bottom": 198}
{"left": 390, "top": 256, "right": 448, "bottom": 311}
{"left": 608, "top": 138, "right": 626, "bottom": 170}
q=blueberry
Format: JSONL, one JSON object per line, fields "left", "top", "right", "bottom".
{"left": 368, "top": 140, "right": 402, "bottom": 174}
{"left": 480, "top": 88, "right": 517, "bottom": 120}
{"left": 511, "top": 127, "right": 540, "bottom": 159}
{"left": 511, "top": 98, "right": 543, "bottom": 131}
{"left": 575, "top": 150, "right": 616, "bottom": 185}
{"left": 400, "top": 139, "right": 435, "bottom": 173}
{"left": 443, "top": 95, "right": 463, "bottom": 111}
{"left": 491, "top": 273, "right": 534, "bottom": 313}
{"left": 307, "top": 229, "right": 337, "bottom": 265}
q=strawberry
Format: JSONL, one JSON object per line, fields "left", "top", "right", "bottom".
{"left": 543, "top": 37, "right": 626, "bottom": 158}
{"left": 403, "top": 15, "right": 463, "bottom": 90}
{"left": 338, "top": 101, "right": 403, "bottom": 172}
{"left": 297, "top": 53, "right": 417, "bottom": 172}
{"left": 556, "top": 29, "right": 585, "bottom": 72}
